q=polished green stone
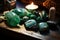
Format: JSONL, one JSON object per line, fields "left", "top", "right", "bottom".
{"left": 26, "top": 13, "right": 32, "bottom": 17}
{"left": 25, "top": 19, "right": 37, "bottom": 28}
{"left": 38, "top": 22, "right": 48, "bottom": 30}
{"left": 5, "top": 11, "right": 20, "bottom": 26}
{"left": 41, "top": 10, "right": 48, "bottom": 21}
{"left": 24, "top": 19, "right": 38, "bottom": 31}
{"left": 12, "top": 8, "right": 35, "bottom": 18}
{"left": 38, "top": 22, "right": 49, "bottom": 35}
{"left": 12, "top": 8, "right": 27, "bottom": 18}
{"left": 36, "top": 16, "right": 42, "bottom": 23}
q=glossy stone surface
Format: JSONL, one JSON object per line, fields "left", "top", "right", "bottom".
{"left": 38, "top": 22, "right": 49, "bottom": 35}
{"left": 39, "top": 22, "right": 48, "bottom": 29}
{"left": 25, "top": 19, "right": 36, "bottom": 28}
{"left": 12, "top": 8, "right": 27, "bottom": 18}
{"left": 26, "top": 13, "right": 32, "bottom": 17}
{"left": 36, "top": 16, "right": 42, "bottom": 23}
{"left": 30, "top": 14, "right": 37, "bottom": 19}
{"left": 5, "top": 11, "right": 20, "bottom": 27}
{"left": 24, "top": 19, "right": 38, "bottom": 31}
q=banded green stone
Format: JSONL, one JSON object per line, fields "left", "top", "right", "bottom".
{"left": 5, "top": 11, "right": 20, "bottom": 27}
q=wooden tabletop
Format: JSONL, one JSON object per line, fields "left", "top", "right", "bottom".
{"left": 0, "top": 22, "right": 60, "bottom": 40}
{"left": 0, "top": 22, "right": 45, "bottom": 40}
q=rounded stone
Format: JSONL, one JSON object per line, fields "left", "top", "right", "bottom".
{"left": 5, "top": 11, "right": 20, "bottom": 27}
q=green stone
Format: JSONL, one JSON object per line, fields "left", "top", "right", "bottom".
{"left": 26, "top": 13, "right": 32, "bottom": 17}
{"left": 30, "top": 14, "right": 37, "bottom": 19}
{"left": 25, "top": 19, "right": 37, "bottom": 28}
{"left": 5, "top": 11, "right": 20, "bottom": 27}
{"left": 38, "top": 22, "right": 48, "bottom": 30}
{"left": 38, "top": 22, "right": 49, "bottom": 35}
{"left": 12, "top": 8, "right": 33, "bottom": 18}
{"left": 24, "top": 19, "right": 38, "bottom": 31}
{"left": 12, "top": 8, "right": 27, "bottom": 18}
{"left": 36, "top": 16, "right": 42, "bottom": 23}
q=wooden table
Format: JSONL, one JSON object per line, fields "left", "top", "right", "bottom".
{"left": 0, "top": 22, "right": 60, "bottom": 40}
{"left": 0, "top": 22, "right": 45, "bottom": 40}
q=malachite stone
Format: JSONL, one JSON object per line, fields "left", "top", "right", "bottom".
{"left": 24, "top": 19, "right": 38, "bottom": 31}
{"left": 38, "top": 22, "right": 48, "bottom": 30}
{"left": 36, "top": 16, "right": 42, "bottom": 23}
{"left": 12, "top": 8, "right": 34, "bottom": 18}
{"left": 5, "top": 11, "right": 20, "bottom": 27}
{"left": 25, "top": 19, "right": 37, "bottom": 28}
{"left": 12, "top": 8, "right": 27, "bottom": 18}
{"left": 29, "top": 14, "right": 37, "bottom": 19}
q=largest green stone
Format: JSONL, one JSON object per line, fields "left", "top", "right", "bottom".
{"left": 5, "top": 11, "right": 20, "bottom": 27}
